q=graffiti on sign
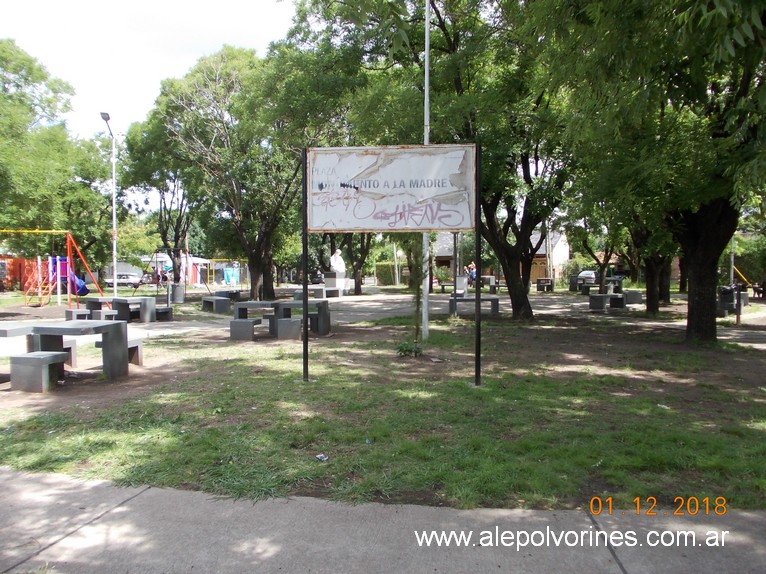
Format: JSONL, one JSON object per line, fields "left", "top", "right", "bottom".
{"left": 307, "top": 145, "right": 476, "bottom": 232}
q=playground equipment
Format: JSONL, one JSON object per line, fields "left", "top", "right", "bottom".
{"left": 0, "top": 229, "right": 105, "bottom": 307}
{"left": 207, "top": 259, "right": 249, "bottom": 290}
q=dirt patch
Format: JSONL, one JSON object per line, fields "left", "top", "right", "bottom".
{"left": 4, "top": 312, "right": 763, "bottom": 420}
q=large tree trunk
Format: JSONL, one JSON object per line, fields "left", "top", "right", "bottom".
{"left": 644, "top": 256, "right": 662, "bottom": 314}
{"left": 170, "top": 248, "right": 183, "bottom": 284}
{"left": 672, "top": 197, "right": 738, "bottom": 342}
{"left": 247, "top": 251, "right": 263, "bottom": 300}
{"left": 678, "top": 255, "right": 688, "bottom": 293}
{"left": 659, "top": 257, "right": 672, "bottom": 304}
{"left": 500, "top": 252, "right": 533, "bottom": 319}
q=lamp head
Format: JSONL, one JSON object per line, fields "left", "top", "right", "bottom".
{"left": 100, "top": 112, "right": 111, "bottom": 121}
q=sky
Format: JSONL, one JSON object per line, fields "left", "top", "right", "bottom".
{"left": 1, "top": 0, "right": 297, "bottom": 139}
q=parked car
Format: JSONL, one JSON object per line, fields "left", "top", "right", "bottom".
{"left": 577, "top": 270, "right": 599, "bottom": 283}
{"left": 105, "top": 273, "right": 143, "bottom": 288}
{"left": 310, "top": 269, "right": 325, "bottom": 284}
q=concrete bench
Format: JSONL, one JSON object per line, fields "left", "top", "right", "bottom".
{"left": 91, "top": 309, "right": 119, "bottom": 320}
{"left": 589, "top": 294, "right": 611, "bottom": 312}
{"left": 536, "top": 278, "right": 554, "bottom": 293}
{"left": 96, "top": 338, "right": 143, "bottom": 366}
{"left": 26, "top": 336, "right": 77, "bottom": 367}
{"left": 277, "top": 318, "right": 302, "bottom": 340}
{"left": 202, "top": 296, "right": 231, "bottom": 314}
{"left": 230, "top": 318, "right": 263, "bottom": 341}
{"left": 624, "top": 290, "right": 643, "bottom": 305}
{"left": 62, "top": 338, "right": 77, "bottom": 367}
{"left": 448, "top": 296, "right": 500, "bottom": 315}
{"left": 215, "top": 290, "right": 241, "bottom": 301}
{"left": 481, "top": 276, "right": 498, "bottom": 294}
{"left": 293, "top": 286, "right": 326, "bottom": 300}
{"left": 609, "top": 294, "right": 626, "bottom": 309}
{"left": 65, "top": 308, "right": 91, "bottom": 320}
{"left": 10, "top": 351, "right": 70, "bottom": 392}
{"left": 439, "top": 283, "right": 454, "bottom": 293}
{"left": 307, "top": 312, "right": 330, "bottom": 336}
{"left": 156, "top": 306, "right": 173, "bottom": 321}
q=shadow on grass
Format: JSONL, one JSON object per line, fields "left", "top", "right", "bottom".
{"left": 1, "top": 317, "right": 765, "bottom": 510}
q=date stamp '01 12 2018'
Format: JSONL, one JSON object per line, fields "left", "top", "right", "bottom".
{"left": 589, "top": 496, "right": 728, "bottom": 517}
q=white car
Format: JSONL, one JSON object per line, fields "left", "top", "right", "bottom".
{"left": 578, "top": 270, "right": 598, "bottom": 283}
{"left": 105, "top": 273, "right": 143, "bottom": 288}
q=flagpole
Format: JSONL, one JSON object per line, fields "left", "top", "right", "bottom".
{"left": 421, "top": 0, "right": 431, "bottom": 341}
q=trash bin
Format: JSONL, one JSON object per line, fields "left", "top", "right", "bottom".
{"left": 169, "top": 283, "right": 185, "bottom": 304}
{"left": 717, "top": 286, "right": 734, "bottom": 316}
{"left": 569, "top": 275, "right": 579, "bottom": 292}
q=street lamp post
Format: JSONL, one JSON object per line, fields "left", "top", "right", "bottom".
{"left": 100, "top": 112, "right": 118, "bottom": 297}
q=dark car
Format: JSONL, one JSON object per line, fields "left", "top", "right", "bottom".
{"left": 310, "top": 270, "right": 324, "bottom": 284}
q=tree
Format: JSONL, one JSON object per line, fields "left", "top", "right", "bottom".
{"left": 0, "top": 40, "right": 120, "bottom": 275}
{"left": 301, "top": 1, "right": 571, "bottom": 319}
{"left": 153, "top": 47, "right": 300, "bottom": 299}
{"left": 123, "top": 109, "right": 200, "bottom": 284}
{"left": 527, "top": 0, "right": 765, "bottom": 341}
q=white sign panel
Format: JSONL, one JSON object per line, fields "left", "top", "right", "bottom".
{"left": 307, "top": 144, "right": 476, "bottom": 232}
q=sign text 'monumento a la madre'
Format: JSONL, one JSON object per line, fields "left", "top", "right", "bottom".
{"left": 307, "top": 145, "right": 476, "bottom": 233}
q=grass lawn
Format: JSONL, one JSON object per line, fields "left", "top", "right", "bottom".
{"left": 1, "top": 309, "right": 765, "bottom": 511}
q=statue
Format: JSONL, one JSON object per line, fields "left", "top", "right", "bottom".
{"left": 330, "top": 249, "right": 346, "bottom": 273}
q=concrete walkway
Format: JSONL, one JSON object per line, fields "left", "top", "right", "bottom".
{"left": 1, "top": 467, "right": 763, "bottom": 574}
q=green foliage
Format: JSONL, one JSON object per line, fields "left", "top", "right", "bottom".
{"left": 0, "top": 40, "right": 117, "bottom": 269}
{"left": 730, "top": 234, "right": 766, "bottom": 285}
{"left": 433, "top": 266, "right": 452, "bottom": 284}
{"left": 395, "top": 339, "right": 422, "bottom": 357}
{"left": 375, "top": 262, "right": 396, "bottom": 286}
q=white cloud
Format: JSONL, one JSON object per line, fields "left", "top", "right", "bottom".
{"left": 1, "top": 0, "right": 296, "bottom": 138}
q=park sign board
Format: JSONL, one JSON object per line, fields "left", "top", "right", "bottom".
{"left": 306, "top": 144, "right": 476, "bottom": 232}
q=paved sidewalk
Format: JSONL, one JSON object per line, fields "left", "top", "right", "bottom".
{"left": 1, "top": 468, "right": 763, "bottom": 574}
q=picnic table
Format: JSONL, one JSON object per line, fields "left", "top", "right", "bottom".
{"left": 233, "top": 301, "right": 281, "bottom": 320}
{"left": 31, "top": 320, "right": 129, "bottom": 380}
{"left": 0, "top": 323, "right": 37, "bottom": 353}
{"left": 231, "top": 299, "right": 331, "bottom": 338}
{"left": 112, "top": 296, "right": 156, "bottom": 323}
{"left": 279, "top": 299, "right": 331, "bottom": 336}
{"left": 83, "top": 296, "right": 114, "bottom": 312}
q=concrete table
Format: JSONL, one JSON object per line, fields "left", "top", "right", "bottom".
{"left": 112, "top": 297, "right": 156, "bottom": 323}
{"left": 234, "top": 301, "right": 282, "bottom": 338}
{"left": 83, "top": 296, "right": 114, "bottom": 312}
{"left": 233, "top": 301, "right": 281, "bottom": 320}
{"left": 0, "top": 323, "right": 37, "bottom": 353}
{"left": 32, "top": 320, "right": 129, "bottom": 380}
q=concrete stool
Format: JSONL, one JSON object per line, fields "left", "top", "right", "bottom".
{"left": 11, "top": 351, "right": 70, "bottom": 392}
{"left": 202, "top": 296, "right": 231, "bottom": 313}
{"left": 65, "top": 308, "right": 90, "bottom": 320}
{"left": 277, "top": 318, "right": 303, "bottom": 340}
{"left": 230, "top": 319, "right": 262, "bottom": 341}
{"left": 96, "top": 338, "right": 144, "bottom": 366}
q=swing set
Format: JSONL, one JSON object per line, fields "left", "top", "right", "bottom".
{"left": 0, "top": 229, "right": 106, "bottom": 308}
